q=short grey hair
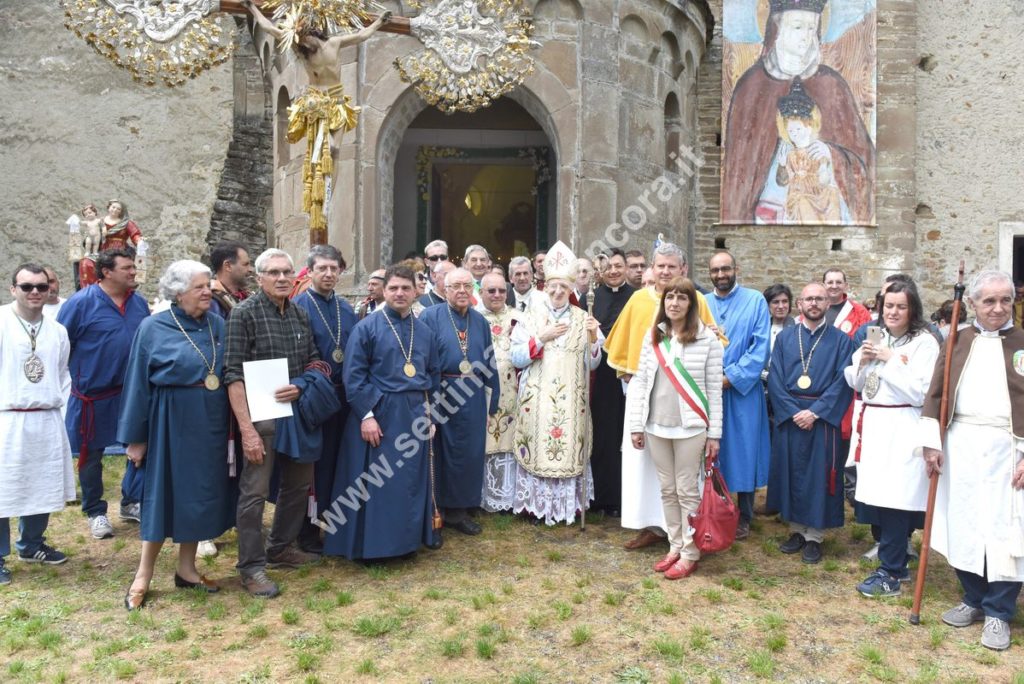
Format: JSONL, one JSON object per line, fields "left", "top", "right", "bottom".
{"left": 652, "top": 242, "right": 686, "bottom": 266}
{"left": 255, "top": 248, "right": 293, "bottom": 273}
{"left": 445, "top": 267, "right": 473, "bottom": 286}
{"left": 425, "top": 239, "right": 448, "bottom": 254}
{"left": 968, "top": 269, "right": 1014, "bottom": 300}
{"left": 464, "top": 244, "right": 489, "bottom": 260}
{"left": 159, "top": 260, "right": 211, "bottom": 301}
{"left": 508, "top": 256, "right": 532, "bottom": 272}
{"left": 433, "top": 260, "right": 456, "bottom": 275}
{"left": 306, "top": 244, "right": 344, "bottom": 269}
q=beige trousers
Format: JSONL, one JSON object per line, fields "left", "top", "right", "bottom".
{"left": 646, "top": 432, "right": 706, "bottom": 560}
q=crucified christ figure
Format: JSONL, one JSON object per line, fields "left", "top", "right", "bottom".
{"left": 241, "top": 1, "right": 393, "bottom": 243}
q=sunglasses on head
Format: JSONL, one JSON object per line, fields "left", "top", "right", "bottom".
{"left": 425, "top": 254, "right": 448, "bottom": 262}
{"left": 16, "top": 283, "right": 50, "bottom": 293}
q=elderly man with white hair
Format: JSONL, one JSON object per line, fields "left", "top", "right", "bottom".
{"left": 419, "top": 267, "right": 500, "bottom": 539}
{"left": 506, "top": 256, "right": 549, "bottom": 313}
{"left": 224, "top": 248, "right": 320, "bottom": 598}
{"left": 421, "top": 260, "right": 455, "bottom": 308}
{"left": 922, "top": 270, "right": 1024, "bottom": 651}
{"left": 509, "top": 241, "right": 603, "bottom": 524}
{"left": 476, "top": 271, "right": 523, "bottom": 512}
{"left": 119, "top": 260, "right": 236, "bottom": 609}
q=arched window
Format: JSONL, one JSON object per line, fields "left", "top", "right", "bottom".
{"left": 664, "top": 92, "right": 681, "bottom": 169}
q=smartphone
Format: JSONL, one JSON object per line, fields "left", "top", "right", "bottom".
{"left": 866, "top": 325, "right": 882, "bottom": 346}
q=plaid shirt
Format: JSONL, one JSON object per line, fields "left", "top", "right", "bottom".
{"left": 224, "top": 289, "right": 319, "bottom": 385}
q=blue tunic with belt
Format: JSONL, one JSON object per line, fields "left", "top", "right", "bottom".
{"left": 418, "top": 303, "right": 500, "bottom": 509}
{"left": 707, "top": 285, "right": 772, "bottom": 493}
{"left": 766, "top": 323, "right": 854, "bottom": 529}
{"left": 293, "top": 289, "right": 356, "bottom": 514}
{"left": 116, "top": 307, "right": 236, "bottom": 542}
{"left": 58, "top": 284, "right": 149, "bottom": 459}
{"left": 323, "top": 307, "right": 441, "bottom": 560}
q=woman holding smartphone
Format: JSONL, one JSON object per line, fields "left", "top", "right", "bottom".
{"left": 626, "top": 277, "right": 723, "bottom": 580}
{"left": 845, "top": 281, "right": 939, "bottom": 597}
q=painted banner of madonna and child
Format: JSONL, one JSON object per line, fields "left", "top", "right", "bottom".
{"left": 721, "top": 0, "right": 876, "bottom": 226}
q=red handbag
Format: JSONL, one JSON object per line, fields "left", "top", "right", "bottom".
{"left": 688, "top": 457, "right": 739, "bottom": 554}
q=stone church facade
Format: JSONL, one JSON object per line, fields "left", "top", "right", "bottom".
{"left": 0, "top": 2, "right": 1021, "bottom": 308}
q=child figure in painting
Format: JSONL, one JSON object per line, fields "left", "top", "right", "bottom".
{"left": 773, "top": 79, "right": 843, "bottom": 224}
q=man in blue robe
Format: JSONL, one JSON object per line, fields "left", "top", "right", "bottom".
{"left": 767, "top": 282, "right": 854, "bottom": 564}
{"left": 419, "top": 267, "right": 500, "bottom": 537}
{"left": 58, "top": 248, "right": 149, "bottom": 540}
{"left": 323, "top": 264, "right": 442, "bottom": 560}
{"left": 291, "top": 245, "right": 357, "bottom": 554}
{"left": 705, "top": 251, "right": 771, "bottom": 540}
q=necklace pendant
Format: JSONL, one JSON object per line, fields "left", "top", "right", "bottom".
{"left": 23, "top": 354, "right": 44, "bottom": 383}
{"left": 331, "top": 348, "right": 345, "bottom": 363}
{"left": 797, "top": 374, "right": 812, "bottom": 390}
{"left": 458, "top": 358, "right": 472, "bottom": 374}
{"left": 457, "top": 330, "right": 467, "bottom": 342}
{"left": 204, "top": 373, "right": 221, "bottom": 391}
{"left": 864, "top": 370, "right": 880, "bottom": 400}
{"left": 403, "top": 362, "right": 417, "bottom": 378}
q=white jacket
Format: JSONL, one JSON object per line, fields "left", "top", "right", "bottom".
{"left": 626, "top": 322, "right": 724, "bottom": 439}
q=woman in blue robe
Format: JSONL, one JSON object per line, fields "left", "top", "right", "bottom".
{"left": 323, "top": 267, "right": 442, "bottom": 561}
{"left": 118, "top": 261, "right": 236, "bottom": 609}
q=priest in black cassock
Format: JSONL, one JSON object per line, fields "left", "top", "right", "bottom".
{"left": 322, "top": 265, "right": 441, "bottom": 561}
{"left": 419, "top": 268, "right": 500, "bottom": 538}
{"left": 767, "top": 282, "right": 853, "bottom": 564}
{"left": 589, "top": 248, "right": 635, "bottom": 516}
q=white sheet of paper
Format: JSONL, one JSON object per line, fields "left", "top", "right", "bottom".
{"left": 243, "top": 358, "right": 294, "bottom": 422}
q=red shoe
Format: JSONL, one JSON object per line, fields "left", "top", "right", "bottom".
{"left": 664, "top": 559, "right": 698, "bottom": 580}
{"left": 653, "top": 553, "right": 681, "bottom": 573}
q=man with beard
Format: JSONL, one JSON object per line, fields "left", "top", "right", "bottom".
{"left": 419, "top": 268, "right": 500, "bottom": 539}
{"left": 722, "top": 0, "right": 875, "bottom": 224}
{"left": 589, "top": 249, "right": 635, "bottom": 517}
{"left": 705, "top": 251, "right": 771, "bottom": 540}
{"left": 767, "top": 282, "right": 853, "bottom": 564}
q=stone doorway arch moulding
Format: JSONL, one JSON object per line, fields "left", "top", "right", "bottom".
{"left": 371, "top": 82, "right": 574, "bottom": 279}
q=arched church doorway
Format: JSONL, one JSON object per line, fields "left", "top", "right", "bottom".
{"left": 391, "top": 97, "right": 555, "bottom": 268}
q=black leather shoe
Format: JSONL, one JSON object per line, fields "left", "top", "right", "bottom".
{"left": 449, "top": 518, "right": 482, "bottom": 536}
{"left": 174, "top": 573, "right": 220, "bottom": 593}
{"left": 425, "top": 533, "right": 443, "bottom": 550}
{"left": 802, "top": 541, "right": 823, "bottom": 564}
{"left": 779, "top": 533, "right": 806, "bottom": 554}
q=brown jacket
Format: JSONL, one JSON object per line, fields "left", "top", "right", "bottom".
{"left": 922, "top": 325, "right": 1024, "bottom": 440}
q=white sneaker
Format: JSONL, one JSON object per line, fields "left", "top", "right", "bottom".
{"left": 861, "top": 542, "right": 880, "bottom": 561}
{"left": 119, "top": 502, "right": 141, "bottom": 523}
{"left": 90, "top": 515, "right": 114, "bottom": 539}
{"left": 196, "top": 540, "right": 218, "bottom": 558}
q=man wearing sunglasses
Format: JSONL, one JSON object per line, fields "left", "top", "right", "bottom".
{"left": 58, "top": 249, "right": 150, "bottom": 540}
{"left": 422, "top": 240, "right": 449, "bottom": 295}
{"left": 0, "top": 264, "right": 77, "bottom": 584}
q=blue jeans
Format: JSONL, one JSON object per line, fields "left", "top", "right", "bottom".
{"left": 79, "top": 450, "right": 139, "bottom": 518}
{"left": 876, "top": 506, "right": 924, "bottom": 577}
{"left": 0, "top": 514, "right": 50, "bottom": 558}
{"left": 957, "top": 568, "right": 1022, "bottom": 623}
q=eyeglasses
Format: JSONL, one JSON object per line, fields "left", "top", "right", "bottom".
{"left": 447, "top": 283, "right": 473, "bottom": 291}
{"left": 485, "top": 287, "right": 507, "bottom": 295}
{"left": 425, "top": 254, "right": 448, "bottom": 262}
{"left": 709, "top": 266, "right": 734, "bottom": 274}
{"left": 260, "top": 269, "right": 295, "bottom": 279}
{"left": 15, "top": 283, "right": 50, "bottom": 293}
{"left": 801, "top": 296, "right": 826, "bottom": 303}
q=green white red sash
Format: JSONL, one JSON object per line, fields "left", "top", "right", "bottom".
{"left": 651, "top": 332, "right": 709, "bottom": 426}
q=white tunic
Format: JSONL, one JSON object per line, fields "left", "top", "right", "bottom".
{"left": 922, "top": 334, "right": 1024, "bottom": 581}
{"left": 0, "top": 304, "right": 76, "bottom": 518}
{"left": 845, "top": 331, "right": 939, "bottom": 511}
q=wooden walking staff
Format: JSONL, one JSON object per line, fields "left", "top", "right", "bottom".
{"left": 909, "top": 260, "right": 966, "bottom": 625}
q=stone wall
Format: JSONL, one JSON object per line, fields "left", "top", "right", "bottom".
{"left": 693, "top": 0, "right": 918, "bottom": 305}
{"left": 205, "top": 23, "right": 274, "bottom": 261}
{"left": 914, "top": 1, "right": 1024, "bottom": 306}
{"left": 0, "top": 4, "right": 233, "bottom": 303}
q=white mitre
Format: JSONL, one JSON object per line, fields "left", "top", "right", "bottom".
{"left": 543, "top": 240, "right": 578, "bottom": 283}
